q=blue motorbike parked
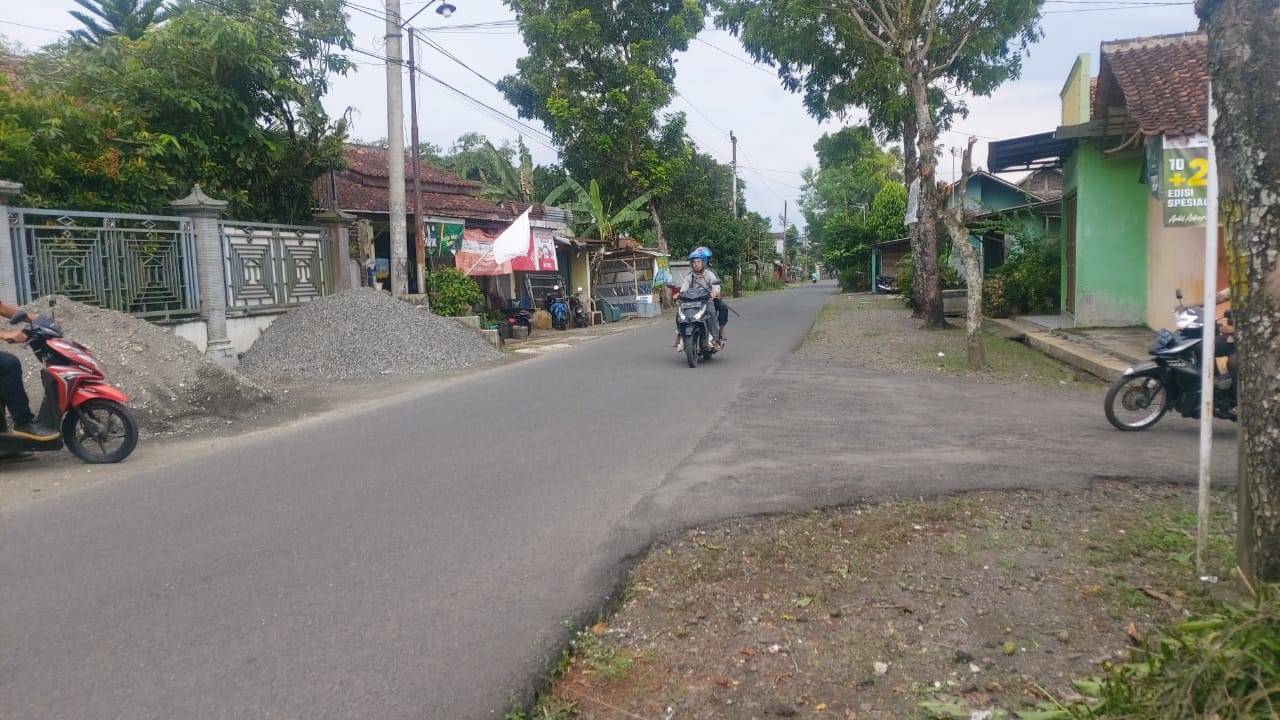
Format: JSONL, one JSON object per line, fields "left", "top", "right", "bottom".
{"left": 545, "top": 287, "right": 570, "bottom": 331}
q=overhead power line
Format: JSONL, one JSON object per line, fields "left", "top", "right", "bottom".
{"left": 0, "top": 19, "right": 67, "bottom": 35}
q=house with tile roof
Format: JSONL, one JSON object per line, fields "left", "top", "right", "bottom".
{"left": 871, "top": 170, "right": 1057, "bottom": 293}
{"left": 315, "top": 144, "right": 602, "bottom": 314}
{"left": 988, "top": 30, "right": 1224, "bottom": 329}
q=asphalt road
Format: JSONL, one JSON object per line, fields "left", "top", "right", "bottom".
{"left": 0, "top": 282, "right": 1236, "bottom": 719}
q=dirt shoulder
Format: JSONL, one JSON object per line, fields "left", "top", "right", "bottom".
{"left": 534, "top": 294, "right": 1240, "bottom": 720}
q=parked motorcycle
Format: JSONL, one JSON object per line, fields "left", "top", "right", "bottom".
{"left": 0, "top": 299, "right": 139, "bottom": 463}
{"left": 674, "top": 285, "right": 720, "bottom": 368}
{"left": 875, "top": 276, "right": 899, "bottom": 294}
{"left": 568, "top": 289, "right": 588, "bottom": 329}
{"left": 504, "top": 307, "right": 531, "bottom": 334}
{"left": 1103, "top": 290, "right": 1236, "bottom": 431}
{"left": 545, "top": 287, "right": 569, "bottom": 331}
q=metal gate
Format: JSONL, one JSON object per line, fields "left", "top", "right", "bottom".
{"left": 221, "top": 222, "right": 329, "bottom": 310}
{"left": 9, "top": 208, "right": 199, "bottom": 319}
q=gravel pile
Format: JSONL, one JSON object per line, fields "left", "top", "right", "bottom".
{"left": 15, "top": 296, "right": 271, "bottom": 436}
{"left": 239, "top": 289, "right": 501, "bottom": 381}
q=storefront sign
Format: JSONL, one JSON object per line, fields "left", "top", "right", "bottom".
{"left": 454, "top": 229, "right": 512, "bottom": 276}
{"left": 425, "top": 221, "right": 464, "bottom": 251}
{"left": 1162, "top": 135, "right": 1210, "bottom": 227}
{"left": 453, "top": 227, "right": 558, "bottom": 275}
{"left": 523, "top": 229, "right": 558, "bottom": 272}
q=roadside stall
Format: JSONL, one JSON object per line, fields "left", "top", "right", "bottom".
{"left": 596, "top": 248, "right": 669, "bottom": 318}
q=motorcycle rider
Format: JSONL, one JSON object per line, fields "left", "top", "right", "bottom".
{"left": 673, "top": 247, "right": 727, "bottom": 349}
{"left": 0, "top": 300, "right": 59, "bottom": 441}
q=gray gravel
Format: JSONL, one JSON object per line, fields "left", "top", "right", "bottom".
{"left": 239, "top": 288, "right": 502, "bottom": 381}
{"left": 16, "top": 296, "right": 271, "bottom": 436}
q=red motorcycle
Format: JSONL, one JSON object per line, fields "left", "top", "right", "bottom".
{"left": 0, "top": 300, "right": 138, "bottom": 463}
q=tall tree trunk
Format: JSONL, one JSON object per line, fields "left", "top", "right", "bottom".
{"left": 902, "top": 114, "right": 924, "bottom": 318}
{"left": 649, "top": 199, "right": 668, "bottom": 255}
{"left": 909, "top": 66, "right": 946, "bottom": 329}
{"left": 945, "top": 137, "right": 986, "bottom": 368}
{"left": 1198, "top": 0, "right": 1280, "bottom": 582}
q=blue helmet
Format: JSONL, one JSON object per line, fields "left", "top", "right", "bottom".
{"left": 688, "top": 246, "right": 712, "bottom": 261}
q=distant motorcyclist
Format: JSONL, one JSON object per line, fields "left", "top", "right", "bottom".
{"left": 673, "top": 247, "right": 727, "bottom": 348}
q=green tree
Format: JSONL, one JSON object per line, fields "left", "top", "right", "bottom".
{"left": 800, "top": 125, "right": 898, "bottom": 249}
{"left": 0, "top": 75, "right": 177, "bottom": 212}
{"left": 497, "top": 0, "right": 704, "bottom": 253}
{"left": 661, "top": 149, "right": 738, "bottom": 256}
{"left": 22, "top": 0, "right": 354, "bottom": 221}
{"left": 69, "top": 0, "right": 171, "bottom": 44}
{"left": 713, "top": 0, "right": 1044, "bottom": 328}
{"left": 800, "top": 125, "right": 900, "bottom": 288}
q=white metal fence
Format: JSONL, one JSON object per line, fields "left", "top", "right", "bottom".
{"left": 221, "top": 221, "right": 329, "bottom": 310}
{"left": 8, "top": 208, "right": 199, "bottom": 319}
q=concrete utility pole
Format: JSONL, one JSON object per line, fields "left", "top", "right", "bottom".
{"left": 408, "top": 26, "right": 429, "bottom": 299}
{"left": 385, "top": 0, "right": 409, "bottom": 298}
{"left": 730, "top": 131, "right": 742, "bottom": 298}
{"left": 730, "top": 131, "right": 738, "bottom": 218}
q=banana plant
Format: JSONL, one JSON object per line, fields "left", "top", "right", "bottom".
{"left": 477, "top": 138, "right": 534, "bottom": 204}
{"left": 544, "top": 177, "right": 652, "bottom": 242}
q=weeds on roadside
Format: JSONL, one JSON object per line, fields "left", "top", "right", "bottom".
{"left": 1055, "top": 589, "right": 1280, "bottom": 720}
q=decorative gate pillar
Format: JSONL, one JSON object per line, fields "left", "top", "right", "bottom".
{"left": 170, "top": 185, "right": 236, "bottom": 368}
{"left": 0, "top": 180, "right": 22, "bottom": 305}
{"left": 313, "top": 208, "right": 356, "bottom": 292}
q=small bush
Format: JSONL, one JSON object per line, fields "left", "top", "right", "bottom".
{"left": 986, "top": 235, "right": 1060, "bottom": 315}
{"left": 425, "top": 268, "right": 483, "bottom": 317}
{"left": 839, "top": 267, "right": 870, "bottom": 292}
{"left": 742, "top": 275, "right": 785, "bottom": 292}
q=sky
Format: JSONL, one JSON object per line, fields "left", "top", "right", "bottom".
{"left": 2, "top": 0, "right": 1201, "bottom": 233}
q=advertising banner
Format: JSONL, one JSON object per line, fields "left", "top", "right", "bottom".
{"left": 515, "top": 229, "right": 558, "bottom": 272}
{"left": 425, "top": 221, "right": 464, "bottom": 251}
{"left": 1162, "top": 135, "right": 1210, "bottom": 227}
{"left": 454, "top": 228, "right": 513, "bottom": 276}
{"left": 454, "top": 227, "right": 557, "bottom": 275}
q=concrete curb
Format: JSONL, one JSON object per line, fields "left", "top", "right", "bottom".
{"left": 984, "top": 318, "right": 1131, "bottom": 383}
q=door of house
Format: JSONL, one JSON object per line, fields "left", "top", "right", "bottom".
{"left": 1063, "top": 193, "right": 1077, "bottom": 315}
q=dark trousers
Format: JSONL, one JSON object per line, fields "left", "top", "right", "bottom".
{"left": 0, "top": 352, "right": 34, "bottom": 427}
{"left": 714, "top": 298, "right": 728, "bottom": 328}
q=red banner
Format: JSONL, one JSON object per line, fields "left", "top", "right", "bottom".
{"left": 455, "top": 228, "right": 558, "bottom": 275}
{"left": 455, "top": 229, "right": 513, "bottom": 276}
{"left": 519, "top": 229, "right": 559, "bottom": 272}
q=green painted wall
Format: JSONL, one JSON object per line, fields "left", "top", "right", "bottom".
{"left": 1065, "top": 141, "right": 1149, "bottom": 326}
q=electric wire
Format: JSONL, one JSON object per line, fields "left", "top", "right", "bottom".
{"left": 0, "top": 19, "right": 67, "bottom": 35}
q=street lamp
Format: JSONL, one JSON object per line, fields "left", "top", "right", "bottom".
{"left": 385, "top": 0, "right": 457, "bottom": 299}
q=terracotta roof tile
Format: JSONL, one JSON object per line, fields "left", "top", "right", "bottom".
{"left": 314, "top": 144, "right": 574, "bottom": 225}
{"left": 341, "top": 144, "right": 482, "bottom": 191}
{"left": 1096, "top": 32, "right": 1208, "bottom": 136}
{"left": 316, "top": 172, "right": 515, "bottom": 220}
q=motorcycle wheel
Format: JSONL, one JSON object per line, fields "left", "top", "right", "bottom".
{"left": 685, "top": 337, "right": 698, "bottom": 368}
{"left": 63, "top": 399, "right": 139, "bottom": 463}
{"left": 1103, "top": 372, "right": 1170, "bottom": 431}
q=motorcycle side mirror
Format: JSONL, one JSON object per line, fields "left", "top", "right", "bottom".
{"left": 9, "top": 310, "right": 29, "bottom": 325}
{"left": 1175, "top": 288, "right": 1183, "bottom": 300}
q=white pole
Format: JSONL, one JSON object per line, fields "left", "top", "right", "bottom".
{"left": 1196, "top": 82, "right": 1220, "bottom": 575}
{"left": 385, "top": 0, "right": 409, "bottom": 299}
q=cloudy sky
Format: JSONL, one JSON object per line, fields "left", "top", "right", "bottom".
{"left": 3, "top": 0, "right": 1200, "bottom": 232}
